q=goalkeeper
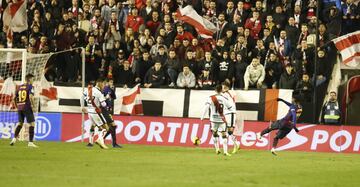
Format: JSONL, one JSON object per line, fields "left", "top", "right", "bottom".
{"left": 257, "top": 97, "right": 302, "bottom": 155}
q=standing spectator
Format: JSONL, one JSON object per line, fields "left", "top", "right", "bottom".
{"left": 272, "top": 5, "right": 287, "bottom": 30}
{"left": 191, "top": 38, "right": 205, "bottom": 63}
{"left": 244, "top": 58, "right": 265, "bottom": 90}
{"left": 244, "top": 11, "right": 262, "bottom": 39}
{"left": 264, "top": 53, "right": 283, "bottom": 88}
{"left": 279, "top": 64, "right": 297, "bottom": 89}
{"left": 85, "top": 35, "right": 103, "bottom": 83}
{"left": 321, "top": 91, "right": 341, "bottom": 125}
{"left": 215, "top": 13, "right": 230, "bottom": 40}
{"left": 177, "top": 65, "right": 196, "bottom": 89}
{"left": 101, "top": 0, "right": 118, "bottom": 23}
{"left": 325, "top": 6, "right": 342, "bottom": 37}
{"left": 140, "top": 0, "right": 153, "bottom": 23}
{"left": 297, "top": 24, "right": 309, "bottom": 47}
{"left": 275, "top": 30, "right": 292, "bottom": 65}
{"left": 135, "top": 50, "right": 154, "bottom": 84}
{"left": 175, "top": 24, "right": 195, "bottom": 42}
{"left": 217, "top": 51, "right": 234, "bottom": 84}
{"left": 144, "top": 62, "right": 166, "bottom": 88}
{"left": 164, "top": 48, "right": 181, "bottom": 87}
{"left": 153, "top": 45, "right": 168, "bottom": 65}
{"left": 125, "top": 8, "right": 144, "bottom": 33}
{"left": 341, "top": 0, "right": 357, "bottom": 34}
{"left": 233, "top": 53, "right": 248, "bottom": 89}
{"left": 197, "top": 64, "right": 214, "bottom": 90}
{"left": 55, "top": 23, "right": 74, "bottom": 82}
{"left": 294, "top": 40, "right": 314, "bottom": 79}
{"left": 295, "top": 73, "right": 313, "bottom": 102}
{"left": 113, "top": 60, "right": 134, "bottom": 87}
{"left": 285, "top": 17, "right": 300, "bottom": 51}
{"left": 184, "top": 49, "right": 199, "bottom": 77}
{"left": 146, "top": 11, "right": 161, "bottom": 36}
{"left": 42, "top": 12, "right": 56, "bottom": 39}
{"left": 250, "top": 39, "right": 267, "bottom": 65}
{"left": 163, "top": 22, "right": 176, "bottom": 48}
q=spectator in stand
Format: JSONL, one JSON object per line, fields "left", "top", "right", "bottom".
{"left": 144, "top": 61, "right": 166, "bottom": 88}
{"left": 279, "top": 64, "right": 297, "bottom": 90}
{"left": 324, "top": 6, "right": 342, "bottom": 37}
{"left": 175, "top": 24, "right": 195, "bottom": 42}
{"left": 163, "top": 22, "right": 176, "bottom": 48}
{"left": 101, "top": 0, "right": 118, "bottom": 23}
{"left": 153, "top": 45, "right": 168, "bottom": 65}
{"left": 165, "top": 48, "right": 181, "bottom": 87}
{"left": 215, "top": 13, "right": 230, "bottom": 40}
{"left": 244, "top": 58, "right": 265, "bottom": 90}
{"left": 233, "top": 53, "right": 247, "bottom": 89}
{"left": 244, "top": 10, "right": 262, "bottom": 40}
{"left": 184, "top": 49, "right": 199, "bottom": 77}
{"left": 217, "top": 51, "right": 234, "bottom": 84}
{"left": 285, "top": 17, "right": 300, "bottom": 51}
{"left": 341, "top": 0, "right": 357, "bottom": 34}
{"left": 113, "top": 60, "right": 134, "bottom": 87}
{"left": 85, "top": 35, "right": 103, "bottom": 83}
{"left": 146, "top": 11, "right": 161, "bottom": 36}
{"left": 250, "top": 39, "right": 267, "bottom": 65}
{"left": 140, "top": 0, "right": 153, "bottom": 23}
{"left": 294, "top": 40, "right": 314, "bottom": 80}
{"left": 197, "top": 64, "right": 214, "bottom": 90}
{"left": 275, "top": 30, "right": 292, "bottom": 65}
{"left": 191, "top": 38, "right": 205, "bottom": 63}
{"left": 272, "top": 5, "right": 287, "bottom": 31}
{"left": 264, "top": 52, "right": 283, "bottom": 88}
{"left": 297, "top": 24, "right": 309, "bottom": 47}
{"left": 177, "top": 65, "right": 196, "bottom": 89}
{"left": 135, "top": 50, "right": 154, "bottom": 84}
{"left": 295, "top": 73, "right": 313, "bottom": 102}
{"left": 55, "top": 23, "right": 75, "bottom": 82}
{"left": 125, "top": 8, "right": 144, "bottom": 33}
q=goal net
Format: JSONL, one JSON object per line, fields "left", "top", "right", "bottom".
{"left": 0, "top": 49, "right": 51, "bottom": 141}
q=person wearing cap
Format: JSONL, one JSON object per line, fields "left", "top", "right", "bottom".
{"left": 321, "top": 91, "right": 341, "bottom": 125}
{"left": 197, "top": 65, "right": 214, "bottom": 90}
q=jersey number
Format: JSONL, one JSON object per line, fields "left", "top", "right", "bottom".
{"left": 215, "top": 104, "right": 224, "bottom": 114}
{"left": 18, "top": 90, "right": 27, "bottom": 102}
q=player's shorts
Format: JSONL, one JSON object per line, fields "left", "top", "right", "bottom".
{"left": 225, "top": 113, "right": 236, "bottom": 128}
{"left": 18, "top": 109, "right": 35, "bottom": 123}
{"left": 210, "top": 121, "right": 227, "bottom": 132}
{"left": 88, "top": 113, "right": 106, "bottom": 127}
{"left": 101, "top": 107, "right": 114, "bottom": 124}
{"left": 271, "top": 120, "right": 292, "bottom": 139}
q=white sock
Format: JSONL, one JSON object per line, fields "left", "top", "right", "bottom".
{"left": 213, "top": 137, "right": 219, "bottom": 151}
{"left": 96, "top": 129, "right": 106, "bottom": 144}
{"left": 223, "top": 138, "right": 228, "bottom": 154}
{"left": 231, "top": 135, "right": 239, "bottom": 147}
{"left": 89, "top": 131, "right": 94, "bottom": 144}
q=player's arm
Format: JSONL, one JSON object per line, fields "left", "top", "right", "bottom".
{"left": 277, "top": 98, "right": 291, "bottom": 106}
{"left": 29, "top": 87, "right": 35, "bottom": 109}
{"left": 200, "top": 99, "right": 211, "bottom": 120}
{"left": 80, "top": 93, "right": 87, "bottom": 113}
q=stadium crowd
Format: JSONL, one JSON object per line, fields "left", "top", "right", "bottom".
{"left": 1, "top": 0, "right": 360, "bottom": 102}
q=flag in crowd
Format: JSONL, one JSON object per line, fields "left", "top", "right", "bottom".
{"left": 119, "top": 84, "right": 143, "bottom": 115}
{"left": 333, "top": 30, "right": 360, "bottom": 69}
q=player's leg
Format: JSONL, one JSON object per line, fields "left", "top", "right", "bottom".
{"left": 211, "top": 122, "right": 220, "bottom": 154}
{"left": 257, "top": 120, "right": 281, "bottom": 139}
{"left": 10, "top": 111, "right": 26, "bottom": 145}
{"left": 87, "top": 124, "right": 95, "bottom": 147}
{"left": 101, "top": 109, "right": 121, "bottom": 148}
{"left": 271, "top": 127, "right": 291, "bottom": 156}
{"left": 220, "top": 124, "right": 230, "bottom": 156}
{"left": 26, "top": 110, "right": 38, "bottom": 148}
{"left": 226, "top": 113, "right": 239, "bottom": 153}
{"left": 90, "top": 113, "right": 108, "bottom": 149}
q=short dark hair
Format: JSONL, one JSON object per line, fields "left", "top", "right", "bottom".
{"left": 222, "top": 80, "right": 231, "bottom": 88}
{"left": 25, "top": 74, "right": 34, "bottom": 82}
{"left": 96, "top": 77, "right": 105, "bottom": 83}
{"left": 215, "top": 84, "right": 222, "bottom": 93}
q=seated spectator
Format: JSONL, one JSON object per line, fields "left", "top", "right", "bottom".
{"left": 244, "top": 58, "right": 265, "bottom": 90}
{"left": 321, "top": 91, "right": 341, "bottom": 125}
{"left": 279, "top": 64, "right": 297, "bottom": 90}
{"left": 177, "top": 65, "right": 196, "bottom": 89}
{"left": 144, "top": 61, "right": 166, "bottom": 88}
{"left": 197, "top": 64, "right": 214, "bottom": 90}
{"left": 295, "top": 73, "right": 313, "bottom": 102}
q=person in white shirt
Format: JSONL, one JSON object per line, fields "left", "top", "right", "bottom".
{"left": 201, "top": 85, "right": 233, "bottom": 156}
{"left": 82, "top": 78, "right": 109, "bottom": 149}
{"left": 222, "top": 81, "right": 240, "bottom": 154}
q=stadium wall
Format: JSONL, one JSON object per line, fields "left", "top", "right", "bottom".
{"left": 1, "top": 113, "right": 360, "bottom": 154}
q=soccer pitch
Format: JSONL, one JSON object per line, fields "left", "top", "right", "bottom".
{"left": 1, "top": 140, "right": 359, "bottom": 187}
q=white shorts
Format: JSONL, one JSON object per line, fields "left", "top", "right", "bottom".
{"left": 211, "top": 122, "right": 226, "bottom": 132}
{"left": 225, "top": 113, "right": 236, "bottom": 127}
{"left": 88, "top": 113, "right": 106, "bottom": 127}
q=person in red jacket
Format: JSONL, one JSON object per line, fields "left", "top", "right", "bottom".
{"left": 244, "top": 10, "right": 262, "bottom": 40}
{"left": 125, "top": 8, "right": 144, "bottom": 33}
{"left": 175, "top": 24, "right": 195, "bottom": 42}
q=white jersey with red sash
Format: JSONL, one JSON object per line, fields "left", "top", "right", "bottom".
{"left": 202, "top": 94, "right": 233, "bottom": 123}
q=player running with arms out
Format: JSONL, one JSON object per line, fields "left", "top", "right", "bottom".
{"left": 82, "top": 78, "right": 109, "bottom": 149}
{"left": 222, "top": 81, "right": 240, "bottom": 154}
{"left": 10, "top": 74, "right": 38, "bottom": 147}
{"left": 201, "top": 85, "right": 233, "bottom": 156}
{"left": 257, "top": 97, "right": 302, "bottom": 155}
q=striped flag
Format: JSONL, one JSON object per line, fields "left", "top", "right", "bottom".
{"left": 0, "top": 77, "right": 16, "bottom": 111}
{"left": 40, "top": 76, "right": 58, "bottom": 106}
{"left": 120, "top": 84, "right": 143, "bottom": 115}
{"left": 2, "top": 0, "right": 28, "bottom": 33}
{"left": 176, "top": 5, "right": 218, "bottom": 39}
{"left": 332, "top": 31, "right": 360, "bottom": 69}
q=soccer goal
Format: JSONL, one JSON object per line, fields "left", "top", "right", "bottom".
{"left": 0, "top": 48, "right": 85, "bottom": 141}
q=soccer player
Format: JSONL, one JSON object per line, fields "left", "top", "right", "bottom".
{"left": 102, "top": 79, "right": 122, "bottom": 148}
{"left": 10, "top": 74, "right": 38, "bottom": 147}
{"left": 257, "top": 97, "right": 302, "bottom": 155}
{"left": 221, "top": 81, "right": 240, "bottom": 154}
{"left": 201, "top": 85, "right": 233, "bottom": 156}
{"left": 82, "top": 78, "right": 109, "bottom": 149}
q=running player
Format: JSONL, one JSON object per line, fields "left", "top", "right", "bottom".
{"left": 82, "top": 78, "right": 109, "bottom": 149}
{"left": 10, "top": 74, "right": 38, "bottom": 147}
{"left": 221, "top": 80, "right": 240, "bottom": 153}
{"left": 257, "top": 97, "right": 302, "bottom": 155}
{"left": 201, "top": 85, "right": 233, "bottom": 156}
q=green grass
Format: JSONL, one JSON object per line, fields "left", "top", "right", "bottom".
{"left": 1, "top": 140, "right": 360, "bottom": 187}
